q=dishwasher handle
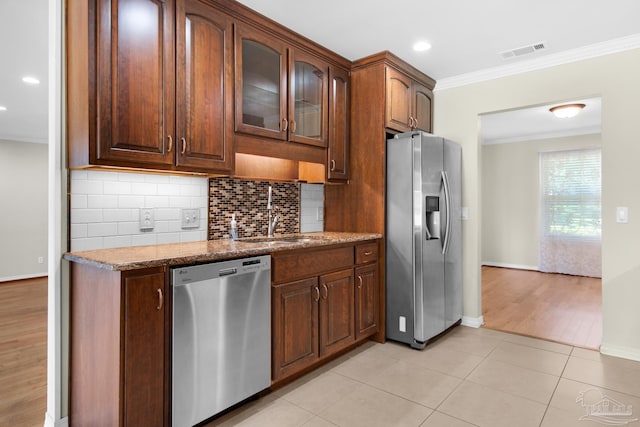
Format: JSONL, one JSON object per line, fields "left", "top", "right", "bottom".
{"left": 219, "top": 268, "right": 237, "bottom": 277}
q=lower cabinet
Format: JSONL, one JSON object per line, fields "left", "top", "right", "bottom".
{"left": 271, "top": 240, "right": 379, "bottom": 384}
{"left": 70, "top": 263, "right": 167, "bottom": 426}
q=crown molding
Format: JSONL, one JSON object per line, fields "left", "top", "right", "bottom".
{"left": 435, "top": 34, "right": 640, "bottom": 91}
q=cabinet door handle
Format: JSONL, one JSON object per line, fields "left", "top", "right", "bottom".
{"left": 364, "top": 250, "right": 373, "bottom": 256}
{"left": 313, "top": 286, "right": 320, "bottom": 302}
{"left": 357, "top": 275, "right": 363, "bottom": 289}
{"left": 181, "top": 137, "right": 186, "bottom": 154}
{"left": 156, "top": 288, "right": 163, "bottom": 310}
{"left": 290, "top": 120, "right": 296, "bottom": 134}
{"left": 409, "top": 116, "right": 415, "bottom": 129}
{"left": 282, "top": 118, "right": 288, "bottom": 132}
{"left": 321, "top": 283, "right": 328, "bottom": 300}
{"left": 330, "top": 159, "right": 336, "bottom": 171}
{"left": 167, "top": 135, "right": 173, "bottom": 152}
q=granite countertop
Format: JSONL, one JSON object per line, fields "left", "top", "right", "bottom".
{"left": 63, "top": 232, "right": 382, "bottom": 271}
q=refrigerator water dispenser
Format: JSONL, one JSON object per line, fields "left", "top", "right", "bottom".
{"left": 425, "top": 196, "right": 440, "bottom": 240}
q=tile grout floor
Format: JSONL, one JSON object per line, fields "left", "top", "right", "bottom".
{"left": 205, "top": 326, "right": 640, "bottom": 427}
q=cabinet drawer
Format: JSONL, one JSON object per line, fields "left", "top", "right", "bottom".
{"left": 272, "top": 246, "right": 354, "bottom": 283}
{"left": 355, "top": 241, "right": 378, "bottom": 265}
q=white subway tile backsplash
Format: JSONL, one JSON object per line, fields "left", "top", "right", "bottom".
{"left": 87, "top": 222, "right": 118, "bottom": 237}
{"left": 117, "top": 195, "right": 146, "bottom": 208}
{"left": 71, "top": 208, "right": 103, "bottom": 224}
{"left": 300, "top": 183, "right": 324, "bottom": 233}
{"left": 88, "top": 195, "right": 118, "bottom": 209}
{"left": 103, "top": 181, "right": 131, "bottom": 195}
{"left": 70, "top": 170, "right": 208, "bottom": 251}
{"left": 70, "top": 223, "right": 87, "bottom": 239}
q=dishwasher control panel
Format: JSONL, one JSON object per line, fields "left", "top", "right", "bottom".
{"left": 171, "top": 255, "right": 271, "bottom": 285}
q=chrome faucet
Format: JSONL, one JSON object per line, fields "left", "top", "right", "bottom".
{"left": 267, "top": 185, "right": 280, "bottom": 237}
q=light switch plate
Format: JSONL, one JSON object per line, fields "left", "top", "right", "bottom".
{"left": 181, "top": 208, "right": 200, "bottom": 229}
{"left": 139, "top": 208, "right": 155, "bottom": 230}
{"left": 461, "top": 207, "right": 469, "bottom": 221}
{"left": 616, "top": 207, "right": 629, "bottom": 224}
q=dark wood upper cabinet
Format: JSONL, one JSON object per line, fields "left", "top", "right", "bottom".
{"left": 67, "top": 0, "right": 234, "bottom": 173}
{"left": 235, "top": 24, "right": 329, "bottom": 149}
{"left": 327, "top": 65, "right": 349, "bottom": 181}
{"left": 175, "top": 0, "right": 234, "bottom": 171}
{"left": 95, "top": 0, "right": 175, "bottom": 167}
{"left": 234, "top": 24, "right": 288, "bottom": 141}
{"left": 385, "top": 66, "right": 433, "bottom": 133}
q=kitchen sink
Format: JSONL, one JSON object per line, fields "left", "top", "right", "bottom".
{"left": 239, "top": 236, "right": 316, "bottom": 244}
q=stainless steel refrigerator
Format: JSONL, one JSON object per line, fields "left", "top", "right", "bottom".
{"left": 386, "top": 131, "right": 462, "bottom": 349}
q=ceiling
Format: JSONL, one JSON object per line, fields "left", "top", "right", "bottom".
{"left": 2, "top": 1, "right": 639, "bottom": 145}
{"left": 0, "top": 0, "right": 48, "bottom": 144}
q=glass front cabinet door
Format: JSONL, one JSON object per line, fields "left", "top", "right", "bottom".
{"left": 235, "top": 24, "right": 328, "bottom": 147}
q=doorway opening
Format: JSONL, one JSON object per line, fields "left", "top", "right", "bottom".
{"left": 479, "top": 97, "right": 602, "bottom": 350}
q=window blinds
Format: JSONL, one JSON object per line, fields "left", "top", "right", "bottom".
{"left": 540, "top": 148, "right": 602, "bottom": 241}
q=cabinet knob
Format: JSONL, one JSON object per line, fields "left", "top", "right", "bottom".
{"left": 313, "top": 286, "right": 320, "bottom": 302}
{"left": 181, "top": 137, "right": 186, "bottom": 154}
{"left": 409, "top": 117, "right": 416, "bottom": 129}
{"left": 156, "top": 288, "right": 163, "bottom": 310}
{"left": 282, "top": 118, "right": 288, "bottom": 132}
{"left": 358, "top": 276, "right": 363, "bottom": 289}
{"left": 167, "top": 135, "right": 173, "bottom": 152}
{"left": 330, "top": 159, "right": 336, "bottom": 171}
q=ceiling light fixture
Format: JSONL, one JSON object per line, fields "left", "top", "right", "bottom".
{"left": 0, "top": 106, "right": 7, "bottom": 111}
{"left": 413, "top": 41, "right": 432, "bottom": 52}
{"left": 22, "top": 76, "right": 40, "bottom": 85}
{"left": 549, "top": 103, "right": 586, "bottom": 119}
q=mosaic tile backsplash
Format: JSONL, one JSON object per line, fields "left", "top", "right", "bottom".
{"left": 209, "top": 178, "right": 301, "bottom": 239}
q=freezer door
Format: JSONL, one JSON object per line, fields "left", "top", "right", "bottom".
{"left": 414, "top": 133, "right": 446, "bottom": 345}
{"left": 443, "top": 140, "right": 463, "bottom": 328}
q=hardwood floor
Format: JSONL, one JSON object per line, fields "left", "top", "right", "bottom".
{"left": 0, "top": 277, "right": 47, "bottom": 427}
{"left": 482, "top": 266, "right": 602, "bottom": 349}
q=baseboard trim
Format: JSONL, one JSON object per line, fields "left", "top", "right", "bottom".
{"left": 0, "top": 273, "right": 47, "bottom": 283}
{"left": 461, "top": 316, "right": 484, "bottom": 328}
{"left": 44, "top": 413, "right": 68, "bottom": 427}
{"left": 482, "top": 262, "right": 539, "bottom": 271}
{"left": 600, "top": 342, "right": 640, "bottom": 362}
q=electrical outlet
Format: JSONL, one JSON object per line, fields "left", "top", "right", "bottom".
{"left": 181, "top": 208, "right": 200, "bottom": 229}
{"left": 37, "top": 256, "right": 44, "bottom": 264}
{"left": 139, "top": 208, "right": 155, "bottom": 231}
{"left": 316, "top": 207, "right": 323, "bottom": 221}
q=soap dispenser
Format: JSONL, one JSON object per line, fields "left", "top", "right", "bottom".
{"left": 230, "top": 213, "right": 238, "bottom": 240}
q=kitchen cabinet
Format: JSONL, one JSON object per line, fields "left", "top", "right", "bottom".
{"left": 70, "top": 263, "right": 167, "bottom": 426}
{"left": 271, "top": 241, "right": 380, "bottom": 383}
{"left": 325, "top": 52, "right": 436, "bottom": 342}
{"left": 319, "top": 269, "right": 355, "bottom": 355}
{"left": 327, "top": 65, "right": 350, "bottom": 181}
{"left": 234, "top": 23, "right": 328, "bottom": 148}
{"left": 271, "top": 277, "right": 319, "bottom": 380}
{"left": 67, "top": 0, "right": 233, "bottom": 173}
{"left": 355, "top": 242, "right": 380, "bottom": 339}
{"left": 386, "top": 67, "right": 433, "bottom": 133}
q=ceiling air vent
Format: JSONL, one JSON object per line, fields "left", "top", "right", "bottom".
{"left": 500, "top": 42, "right": 546, "bottom": 60}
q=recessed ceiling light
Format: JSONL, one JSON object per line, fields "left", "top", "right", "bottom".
{"left": 0, "top": 106, "right": 7, "bottom": 111}
{"left": 22, "top": 76, "right": 40, "bottom": 85}
{"left": 413, "top": 41, "right": 432, "bottom": 52}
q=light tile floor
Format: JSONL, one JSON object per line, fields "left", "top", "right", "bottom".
{"left": 205, "top": 326, "right": 640, "bottom": 427}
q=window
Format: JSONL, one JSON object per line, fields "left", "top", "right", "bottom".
{"left": 539, "top": 148, "right": 601, "bottom": 277}
{"left": 540, "top": 148, "right": 601, "bottom": 241}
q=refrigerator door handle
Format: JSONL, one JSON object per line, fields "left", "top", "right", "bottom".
{"left": 441, "top": 170, "right": 452, "bottom": 255}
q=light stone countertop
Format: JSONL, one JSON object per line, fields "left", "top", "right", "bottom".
{"left": 63, "top": 232, "right": 382, "bottom": 271}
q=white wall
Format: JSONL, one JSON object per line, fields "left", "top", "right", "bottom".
{"left": 434, "top": 48, "right": 640, "bottom": 360}
{"left": 0, "top": 139, "right": 48, "bottom": 281}
{"left": 482, "top": 134, "right": 602, "bottom": 269}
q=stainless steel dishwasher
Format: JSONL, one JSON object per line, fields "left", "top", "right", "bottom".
{"left": 171, "top": 255, "right": 271, "bottom": 427}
